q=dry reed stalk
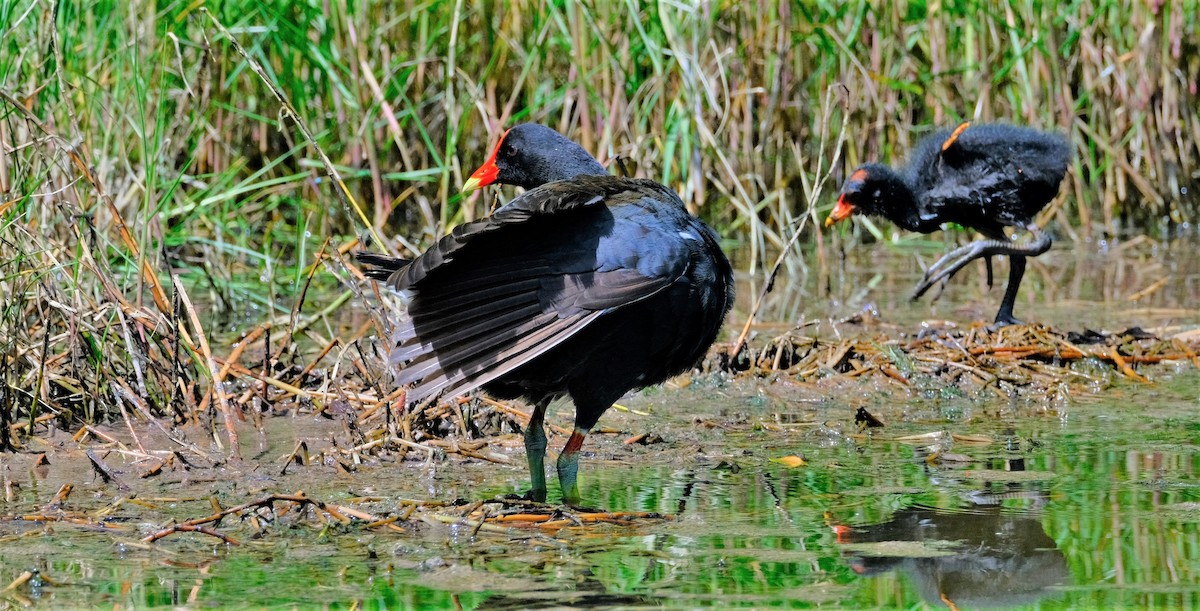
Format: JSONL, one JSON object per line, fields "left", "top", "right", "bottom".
{"left": 172, "top": 276, "right": 239, "bottom": 458}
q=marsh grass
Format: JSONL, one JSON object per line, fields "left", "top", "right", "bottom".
{"left": 0, "top": 0, "right": 1197, "bottom": 427}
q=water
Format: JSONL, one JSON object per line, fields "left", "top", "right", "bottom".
{"left": 2, "top": 369, "right": 1199, "bottom": 608}
{"left": 763, "top": 233, "right": 1200, "bottom": 331}
{"left": 2, "top": 238, "right": 1200, "bottom": 608}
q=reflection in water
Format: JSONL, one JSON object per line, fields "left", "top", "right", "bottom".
{"left": 4, "top": 374, "right": 1200, "bottom": 607}
{"left": 835, "top": 491, "right": 1068, "bottom": 609}
{"left": 480, "top": 586, "right": 655, "bottom": 610}
{"left": 753, "top": 234, "right": 1200, "bottom": 331}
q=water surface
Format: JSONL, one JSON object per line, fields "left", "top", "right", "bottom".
{"left": 2, "top": 368, "right": 1198, "bottom": 608}
{"left": 3, "top": 238, "right": 1199, "bottom": 608}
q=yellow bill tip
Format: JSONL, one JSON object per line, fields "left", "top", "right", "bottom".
{"left": 461, "top": 176, "right": 482, "bottom": 194}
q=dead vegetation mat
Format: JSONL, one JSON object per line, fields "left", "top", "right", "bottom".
{"left": 3, "top": 305, "right": 1199, "bottom": 544}
{"left": 721, "top": 321, "right": 1200, "bottom": 396}
{"left": 7, "top": 303, "right": 1197, "bottom": 459}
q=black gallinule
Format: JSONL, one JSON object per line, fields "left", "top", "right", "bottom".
{"left": 826, "top": 122, "right": 1070, "bottom": 326}
{"left": 358, "top": 124, "right": 734, "bottom": 505}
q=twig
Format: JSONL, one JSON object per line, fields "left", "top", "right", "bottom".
{"left": 85, "top": 450, "right": 129, "bottom": 490}
{"left": 142, "top": 523, "right": 240, "bottom": 545}
{"left": 2, "top": 571, "right": 33, "bottom": 594}
{"left": 211, "top": 357, "right": 310, "bottom": 398}
{"left": 731, "top": 84, "right": 851, "bottom": 362}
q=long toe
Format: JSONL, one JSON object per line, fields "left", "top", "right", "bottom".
{"left": 911, "top": 276, "right": 950, "bottom": 302}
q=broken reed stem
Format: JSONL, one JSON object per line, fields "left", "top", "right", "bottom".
{"left": 219, "top": 324, "right": 267, "bottom": 382}
{"left": 741, "top": 324, "right": 1196, "bottom": 391}
{"left": 212, "top": 358, "right": 310, "bottom": 398}
{"left": 152, "top": 491, "right": 403, "bottom": 539}
{"left": 142, "top": 523, "right": 240, "bottom": 545}
{"left": 112, "top": 385, "right": 147, "bottom": 455}
{"left": 172, "top": 275, "right": 240, "bottom": 460}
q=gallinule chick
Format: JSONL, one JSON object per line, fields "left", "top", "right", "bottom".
{"left": 358, "top": 124, "right": 734, "bottom": 505}
{"left": 825, "top": 122, "right": 1070, "bottom": 326}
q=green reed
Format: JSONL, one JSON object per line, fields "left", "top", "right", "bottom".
{"left": 0, "top": 0, "right": 1196, "bottom": 423}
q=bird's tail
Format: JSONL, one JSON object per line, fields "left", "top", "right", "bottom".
{"left": 354, "top": 251, "right": 411, "bottom": 281}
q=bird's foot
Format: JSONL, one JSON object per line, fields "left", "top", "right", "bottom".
{"left": 913, "top": 230, "right": 1051, "bottom": 302}
{"left": 521, "top": 488, "right": 548, "bottom": 503}
{"left": 988, "top": 313, "right": 1024, "bottom": 331}
{"left": 560, "top": 502, "right": 604, "bottom": 514}
{"left": 911, "top": 276, "right": 951, "bottom": 304}
{"left": 912, "top": 241, "right": 995, "bottom": 300}
{"left": 556, "top": 429, "right": 589, "bottom": 508}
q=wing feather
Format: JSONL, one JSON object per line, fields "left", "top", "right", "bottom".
{"left": 406, "top": 311, "right": 604, "bottom": 402}
{"left": 361, "top": 175, "right": 695, "bottom": 405}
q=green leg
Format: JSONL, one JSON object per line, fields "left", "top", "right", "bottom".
{"left": 992, "top": 255, "right": 1026, "bottom": 327}
{"left": 524, "top": 399, "right": 550, "bottom": 502}
{"left": 556, "top": 427, "right": 590, "bottom": 506}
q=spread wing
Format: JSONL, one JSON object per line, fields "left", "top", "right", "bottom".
{"left": 358, "top": 176, "right": 691, "bottom": 403}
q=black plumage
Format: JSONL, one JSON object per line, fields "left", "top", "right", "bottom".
{"left": 826, "top": 122, "right": 1071, "bottom": 326}
{"left": 358, "top": 124, "right": 734, "bottom": 504}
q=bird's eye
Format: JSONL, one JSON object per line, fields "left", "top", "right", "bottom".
{"left": 872, "top": 189, "right": 882, "bottom": 199}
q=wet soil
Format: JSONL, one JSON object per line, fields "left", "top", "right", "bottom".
{"left": 3, "top": 364, "right": 1200, "bottom": 608}
{"left": 2, "top": 238, "right": 1200, "bottom": 608}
